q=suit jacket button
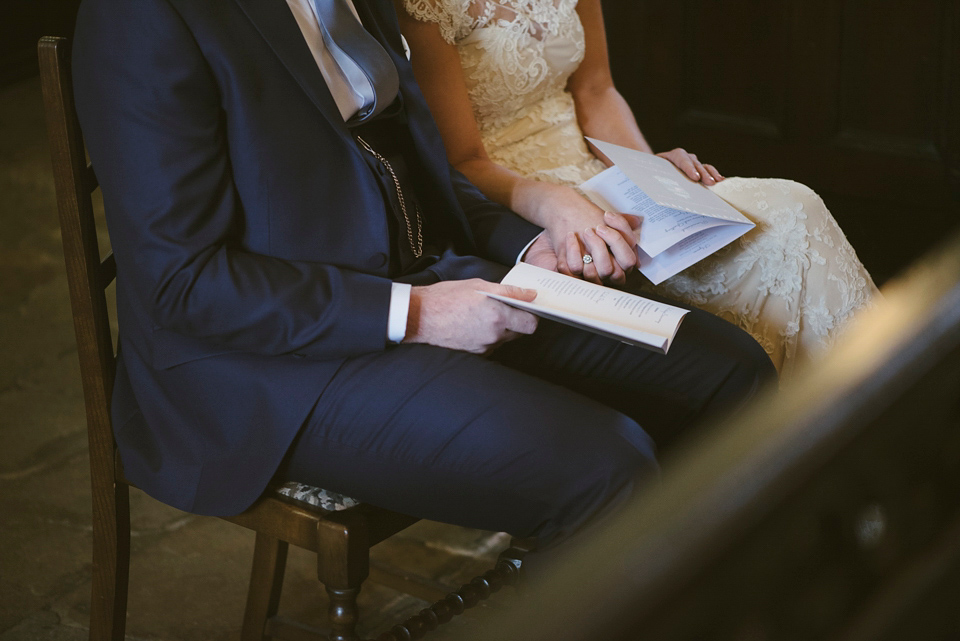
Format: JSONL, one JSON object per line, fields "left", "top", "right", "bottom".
{"left": 368, "top": 253, "right": 388, "bottom": 269}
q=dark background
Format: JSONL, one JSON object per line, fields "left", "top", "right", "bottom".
{"left": 1, "top": 0, "right": 81, "bottom": 86}
{"left": 605, "top": 1, "right": 960, "bottom": 285}
{"left": 4, "top": 0, "right": 958, "bottom": 285}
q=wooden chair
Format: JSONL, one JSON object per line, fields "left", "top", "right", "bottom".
{"left": 38, "top": 36, "right": 524, "bottom": 641}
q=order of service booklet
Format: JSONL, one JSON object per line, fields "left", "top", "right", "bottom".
{"left": 580, "top": 138, "right": 755, "bottom": 285}
{"left": 484, "top": 262, "right": 689, "bottom": 354}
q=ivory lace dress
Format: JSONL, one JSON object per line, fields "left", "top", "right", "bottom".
{"left": 403, "top": 0, "right": 879, "bottom": 381}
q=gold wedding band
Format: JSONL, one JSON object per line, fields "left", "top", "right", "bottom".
{"left": 582, "top": 254, "right": 593, "bottom": 265}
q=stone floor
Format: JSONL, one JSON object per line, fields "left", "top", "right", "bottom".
{"left": 0, "top": 76, "right": 513, "bottom": 641}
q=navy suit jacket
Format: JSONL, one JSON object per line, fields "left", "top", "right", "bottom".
{"left": 72, "top": 0, "right": 542, "bottom": 515}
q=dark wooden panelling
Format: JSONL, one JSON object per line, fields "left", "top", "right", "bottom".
{"left": 604, "top": 0, "right": 960, "bottom": 284}
{"left": 678, "top": 0, "right": 792, "bottom": 140}
{"left": 945, "top": 0, "right": 960, "bottom": 197}
{"left": 607, "top": 0, "right": 958, "bottom": 202}
{"left": 837, "top": 1, "right": 944, "bottom": 154}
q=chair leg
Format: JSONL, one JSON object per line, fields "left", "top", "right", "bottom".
{"left": 325, "top": 587, "right": 363, "bottom": 641}
{"left": 241, "top": 534, "right": 289, "bottom": 641}
{"left": 88, "top": 482, "right": 130, "bottom": 641}
{"left": 317, "top": 512, "right": 370, "bottom": 641}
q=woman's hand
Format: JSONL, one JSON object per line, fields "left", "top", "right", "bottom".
{"left": 657, "top": 148, "right": 724, "bottom": 186}
{"left": 533, "top": 184, "right": 639, "bottom": 285}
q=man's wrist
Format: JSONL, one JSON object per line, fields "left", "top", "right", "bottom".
{"left": 403, "top": 286, "right": 423, "bottom": 343}
{"left": 517, "top": 231, "right": 545, "bottom": 264}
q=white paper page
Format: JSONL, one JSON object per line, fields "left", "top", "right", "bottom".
{"left": 484, "top": 293, "right": 671, "bottom": 352}
{"left": 639, "top": 222, "right": 752, "bottom": 285}
{"left": 581, "top": 167, "right": 734, "bottom": 257}
{"left": 497, "top": 263, "right": 688, "bottom": 337}
{"left": 587, "top": 138, "right": 751, "bottom": 224}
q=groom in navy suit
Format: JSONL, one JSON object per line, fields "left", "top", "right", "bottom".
{"left": 72, "top": 0, "right": 775, "bottom": 556}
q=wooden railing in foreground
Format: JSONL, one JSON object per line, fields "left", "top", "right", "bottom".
{"left": 468, "top": 227, "right": 960, "bottom": 641}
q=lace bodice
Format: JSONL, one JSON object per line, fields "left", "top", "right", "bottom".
{"left": 403, "top": 0, "right": 606, "bottom": 184}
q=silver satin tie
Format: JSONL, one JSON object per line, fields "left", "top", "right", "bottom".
{"left": 312, "top": 0, "right": 400, "bottom": 124}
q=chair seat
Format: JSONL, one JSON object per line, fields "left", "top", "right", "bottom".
{"left": 274, "top": 481, "right": 361, "bottom": 512}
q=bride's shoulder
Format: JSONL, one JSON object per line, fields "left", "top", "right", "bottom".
{"left": 400, "top": 0, "right": 477, "bottom": 44}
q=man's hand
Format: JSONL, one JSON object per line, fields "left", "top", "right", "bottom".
{"left": 522, "top": 233, "right": 559, "bottom": 272}
{"left": 403, "top": 280, "right": 539, "bottom": 354}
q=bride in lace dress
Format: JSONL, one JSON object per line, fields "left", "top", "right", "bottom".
{"left": 395, "top": 0, "right": 879, "bottom": 381}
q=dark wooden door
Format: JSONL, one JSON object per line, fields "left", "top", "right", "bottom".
{"left": 605, "top": 0, "right": 960, "bottom": 283}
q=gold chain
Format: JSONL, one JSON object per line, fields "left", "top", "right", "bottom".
{"left": 356, "top": 136, "right": 424, "bottom": 259}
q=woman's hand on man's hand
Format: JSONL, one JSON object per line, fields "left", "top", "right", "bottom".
{"left": 657, "top": 148, "right": 724, "bottom": 185}
{"left": 533, "top": 184, "right": 639, "bottom": 285}
{"left": 556, "top": 212, "right": 640, "bottom": 285}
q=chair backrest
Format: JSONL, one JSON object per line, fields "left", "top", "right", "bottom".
{"left": 38, "top": 35, "right": 121, "bottom": 490}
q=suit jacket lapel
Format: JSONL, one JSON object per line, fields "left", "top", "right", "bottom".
{"left": 232, "top": 0, "right": 348, "bottom": 135}
{"left": 234, "top": 0, "right": 476, "bottom": 244}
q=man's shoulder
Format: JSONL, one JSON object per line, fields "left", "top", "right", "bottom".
{"left": 75, "top": 0, "right": 250, "bottom": 61}
{"left": 77, "top": 0, "right": 239, "bottom": 31}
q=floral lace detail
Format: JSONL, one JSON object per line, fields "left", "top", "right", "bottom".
{"left": 653, "top": 178, "right": 878, "bottom": 381}
{"left": 403, "top": 0, "right": 474, "bottom": 44}
{"left": 401, "top": 0, "right": 879, "bottom": 382}
{"left": 485, "top": 92, "right": 608, "bottom": 185}
{"left": 403, "top": 0, "right": 585, "bottom": 133}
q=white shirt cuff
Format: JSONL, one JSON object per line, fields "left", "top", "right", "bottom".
{"left": 517, "top": 231, "right": 544, "bottom": 264}
{"left": 388, "top": 282, "right": 412, "bottom": 343}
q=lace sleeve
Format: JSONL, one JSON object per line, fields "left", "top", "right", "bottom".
{"left": 401, "top": 0, "right": 472, "bottom": 45}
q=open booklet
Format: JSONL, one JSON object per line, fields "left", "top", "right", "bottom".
{"left": 483, "top": 263, "right": 689, "bottom": 354}
{"left": 580, "top": 138, "right": 754, "bottom": 285}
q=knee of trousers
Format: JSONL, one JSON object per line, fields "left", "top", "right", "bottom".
{"left": 687, "top": 307, "right": 779, "bottom": 384}
{"left": 717, "top": 324, "right": 779, "bottom": 407}
{"left": 743, "top": 330, "right": 779, "bottom": 387}
{"left": 680, "top": 307, "right": 778, "bottom": 415}
{"left": 522, "top": 414, "right": 659, "bottom": 548}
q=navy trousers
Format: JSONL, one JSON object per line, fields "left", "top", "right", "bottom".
{"left": 278, "top": 304, "right": 776, "bottom": 553}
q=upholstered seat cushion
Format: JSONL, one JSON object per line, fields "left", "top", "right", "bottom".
{"left": 275, "top": 481, "right": 361, "bottom": 511}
